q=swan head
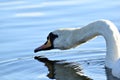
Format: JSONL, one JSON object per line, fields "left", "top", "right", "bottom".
{"left": 34, "top": 28, "right": 83, "bottom": 53}
{"left": 34, "top": 32, "right": 58, "bottom": 53}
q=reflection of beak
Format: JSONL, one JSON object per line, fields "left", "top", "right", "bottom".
{"left": 34, "top": 39, "right": 52, "bottom": 53}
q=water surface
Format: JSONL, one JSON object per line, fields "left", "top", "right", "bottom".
{"left": 0, "top": 0, "right": 120, "bottom": 80}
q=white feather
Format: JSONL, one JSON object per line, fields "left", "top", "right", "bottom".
{"left": 52, "top": 19, "right": 120, "bottom": 78}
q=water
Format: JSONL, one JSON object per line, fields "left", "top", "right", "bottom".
{"left": 0, "top": 0, "right": 120, "bottom": 80}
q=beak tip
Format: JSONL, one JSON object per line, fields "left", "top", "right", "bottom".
{"left": 34, "top": 49, "right": 39, "bottom": 53}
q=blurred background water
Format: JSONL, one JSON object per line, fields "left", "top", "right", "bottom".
{"left": 0, "top": 0, "right": 120, "bottom": 80}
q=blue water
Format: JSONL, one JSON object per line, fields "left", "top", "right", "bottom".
{"left": 0, "top": 0, "right": 120, "bottom": 80}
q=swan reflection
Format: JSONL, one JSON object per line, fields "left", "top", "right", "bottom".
{"left": 35, "top": 56, "right": 120, "bottom": 80}
{"left": 34, "top": 56, "right": 92, "bottom": 80}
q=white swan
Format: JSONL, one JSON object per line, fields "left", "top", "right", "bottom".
{"left": 34, "top": 19, "right": 120, "bottom": 78}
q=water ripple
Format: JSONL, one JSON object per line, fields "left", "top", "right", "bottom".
{"left": 0, "top": 0, "right": 120, "bottom": 80}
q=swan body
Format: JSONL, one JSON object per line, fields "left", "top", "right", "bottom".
{"left": 34, "top": 19, "right": 120, "bottom": 78}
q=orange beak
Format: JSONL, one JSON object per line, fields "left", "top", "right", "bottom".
{"left": 34, "top": 39, "right": 52, "bottom": 53}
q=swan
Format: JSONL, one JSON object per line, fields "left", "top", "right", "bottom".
{"left": 34, "top": 19, "right": 120, "bottom": 78}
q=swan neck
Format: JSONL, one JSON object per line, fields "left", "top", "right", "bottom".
{"left": 78, "top": 20, "right": 120, "bottom": 68}
{"left": 102, "top": 26, "right": 120, "bottom": 68}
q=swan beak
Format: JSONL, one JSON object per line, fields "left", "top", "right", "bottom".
{"left": 34, "top": 39, "right": 52, "bottom": 53}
